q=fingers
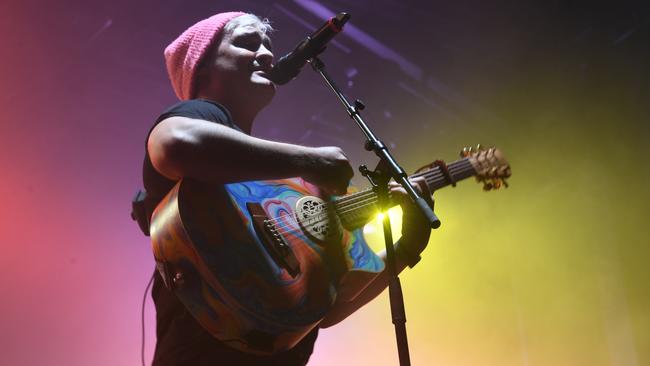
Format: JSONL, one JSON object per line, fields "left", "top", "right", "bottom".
{"left": 414, "top": 177, "right": 434, "bottom": 209}
{"left": 396, "top": 177, "right": 433, "bottom": 246}
{"left": 322, "top": 148, "right": 353, "bottom": 196}
{"left": 302, "top": 146, "right": 353, "bottom": 196}
{"left": 390, "top": 177, "right": 432, "bottom": 207}
{"left": 328, "top": 181, "right": 349, "bottom": 196}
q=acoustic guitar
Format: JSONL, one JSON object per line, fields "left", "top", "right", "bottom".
{"left": 150, "top": 145, "right": 510, "bottom": 355}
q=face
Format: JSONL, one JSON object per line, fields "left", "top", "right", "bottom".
{"left": 200, "top": 17, "right": 276, "bottom": 107}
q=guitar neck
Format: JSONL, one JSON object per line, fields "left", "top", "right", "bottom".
{"left": 334, "top": 157, "right": 477, "bottom": 230}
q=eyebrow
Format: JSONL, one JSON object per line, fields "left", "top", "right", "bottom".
{"left": 234, "top": 31, "right": 273, "bottom": 49}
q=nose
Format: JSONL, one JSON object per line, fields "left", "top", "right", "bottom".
{"left": 256, "top": 44, "right": 274, "bottom": 69}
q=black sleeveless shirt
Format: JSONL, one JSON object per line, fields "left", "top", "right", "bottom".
{"left": 143, "top": 99, "right": 318, "bottom": 366}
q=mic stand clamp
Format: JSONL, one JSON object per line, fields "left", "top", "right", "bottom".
{"left": 310, "top": 55, "right": 441, "bottom": 366}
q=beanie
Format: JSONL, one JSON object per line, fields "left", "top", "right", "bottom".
{"left": 164, "top": 11, "right": 246, "bottom": 100}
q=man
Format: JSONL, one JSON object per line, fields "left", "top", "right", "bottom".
{"left": 143, "top": 11, "right": 432, "bottom": 365}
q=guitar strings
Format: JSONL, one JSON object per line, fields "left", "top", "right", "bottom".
{"left": 266, "top": 167, "right": 445, "bottom": 228}
{"left": 333, "top": 162, "right": 469, "bottom": 213}
{"left": 331, "top": 161, "right": 472, "bottom": 213}
{"left": 279, "top": 157, "right": 505, "bottom": 237}
{"left": 266, "top": 163, "right": 473, "bottom": 236}
{"left": 267, "top": 159, "right": 471, "bottom": 228}
{"left": 282, "top": 160, "right": 471, "bottom": 223}
{"left": 267, "top": 162, "right": 472, "bottom": 235}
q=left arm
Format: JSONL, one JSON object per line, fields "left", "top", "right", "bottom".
{"left": 319, "top": 237, "right": 423, "bottom": 328}
{"left": 319, "top": 179, "right": 433, "bottom": 328}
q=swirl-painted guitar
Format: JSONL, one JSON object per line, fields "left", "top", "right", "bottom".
{"left": 150, "top": 146, "right": 510, "bottom": 355}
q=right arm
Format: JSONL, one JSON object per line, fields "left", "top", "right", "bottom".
{"left": 148, "top": 116, "right": 353, "bottom": 194}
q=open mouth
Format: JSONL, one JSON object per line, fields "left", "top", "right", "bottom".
{"left": 252, "top": 70, "right": 274, "bottom": 83}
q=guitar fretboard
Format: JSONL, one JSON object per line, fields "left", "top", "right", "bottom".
{"left": 333, "top": 157, "right": 476, "bottom": 230}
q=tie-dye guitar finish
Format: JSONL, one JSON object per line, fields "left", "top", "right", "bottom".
{"left": 150, "top": 146, "right": 510, "bottom": 355}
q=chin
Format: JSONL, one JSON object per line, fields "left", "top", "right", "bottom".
{"left": 260, "top": 85, "right": 276, "bottom": 105}
{"left": 250, "top": 82, "right": 276, "bottom": 106}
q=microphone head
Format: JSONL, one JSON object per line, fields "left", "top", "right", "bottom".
{"left": 267, "top": 53, "right": 306, "bottom": 85}
{"left": 332, "top": 12, "right": 351, "bottom": 29}
{"left": 268, "top": 12, "right": 350, "bottom": 86}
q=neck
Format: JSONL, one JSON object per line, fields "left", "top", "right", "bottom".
{"left": 195, "top": 91, "right": 271, "bottom": 135}
{"left": 194, "top": 95, "right": 259, "bottom": 134}
{"left": 227, "top": 106, "right": 259, "bottom": 135}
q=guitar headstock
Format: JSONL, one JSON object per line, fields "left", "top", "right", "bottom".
{"left": 461, "top": 145, "right": 511, "bottom": 191}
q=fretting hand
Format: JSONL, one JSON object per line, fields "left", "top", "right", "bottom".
{"left": 390, "top": 177, "right": 434, "bottom": 261}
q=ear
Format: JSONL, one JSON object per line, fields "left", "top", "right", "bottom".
{"left": 193, "top": 58, "right": 213, "bottom": 96}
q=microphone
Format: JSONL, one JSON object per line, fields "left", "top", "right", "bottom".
{"left": 268, "top": 12, "right": 351, "bottom": 85}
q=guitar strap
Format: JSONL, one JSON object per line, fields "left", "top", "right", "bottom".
{"left": 433, "top": 159, "right": 456, "bottom": 187}
{"left": 131, "top": 189, "right": 151, "bottom": 236}
{"left": 415, "top": 159, "right": 456, "bottom": 187}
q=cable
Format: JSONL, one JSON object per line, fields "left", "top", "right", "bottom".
{"left": 141, "top": 273, "right": 155, "bottom": 366}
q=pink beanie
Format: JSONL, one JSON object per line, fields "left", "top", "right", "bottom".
{"left": 164, "top": 11, "right": 246, "bottom": 100}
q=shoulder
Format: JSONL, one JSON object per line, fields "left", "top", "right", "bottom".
{"left": 157, "top": 99, "right": 234, "bottom": 125}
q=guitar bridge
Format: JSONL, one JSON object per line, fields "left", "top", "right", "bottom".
{"left": 247, "top": 202, "right": 300, "bottom": 277}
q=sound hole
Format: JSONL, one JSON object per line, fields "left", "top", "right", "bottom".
{"left": 295, "top": 196, "right": 329, "bottom": 242}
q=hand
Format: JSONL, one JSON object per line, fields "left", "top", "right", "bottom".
{"left": 301, "top": 146, "right": 354, "bottom": 196}
{"left": 391, "top": 177, "right": 434, "bottom": 254}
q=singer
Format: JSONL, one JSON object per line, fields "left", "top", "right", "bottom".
{"left": 142, "top": 11, "right": 432, "bottom": 366}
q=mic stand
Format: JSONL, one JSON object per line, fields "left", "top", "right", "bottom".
{"left": 309, "top": 56, "right": 440, "bottom": 366}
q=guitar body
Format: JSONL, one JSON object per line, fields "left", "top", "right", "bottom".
{"left": 149, "top": 146, "right": 511, "bottom": 355}
{"left": 150, "top": 177, "right": 385, "bottom": 355}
